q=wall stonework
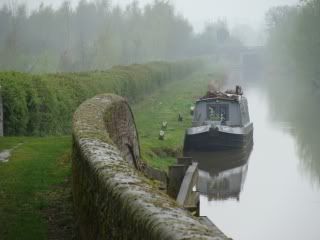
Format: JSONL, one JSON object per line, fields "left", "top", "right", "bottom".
{"left": 72, "top": 94, "right": 228, "bottom": 240}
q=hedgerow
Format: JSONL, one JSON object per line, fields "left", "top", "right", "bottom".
{"left": 0, "top": 60, "right": 203, "bottom": 136}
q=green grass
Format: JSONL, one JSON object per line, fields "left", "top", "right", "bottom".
{"left": 133, "top": 71, "right": 214, "bottom": 171}
{"left": 0, "top": 137, "right": 72, "bottom": 240}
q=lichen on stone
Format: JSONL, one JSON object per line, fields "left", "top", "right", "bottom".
{"left": 72, "top": 93, "right": 228, "bottom": 240}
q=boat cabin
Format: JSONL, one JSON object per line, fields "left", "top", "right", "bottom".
{"left": 192, "top": 93, "right": 250, "bottom": 128}
{"left": 185, "top": 86, "right": 253, "bottom": 151}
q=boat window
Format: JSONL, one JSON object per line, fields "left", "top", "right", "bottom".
{"left": 240, "top": 100, "right": 249, "bottom": 124}
{"left": 207, "top": 104, "right": 229, "bottom": 121}
{"left": 193, "top": 108, "right": 201, "bottom": 121}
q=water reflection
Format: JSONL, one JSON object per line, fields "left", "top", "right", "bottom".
{"left": 186, "top": 147, "right": 252, "bottom": 201}
{"left": 294, "top": 123, "right": 320, "bottom": 185}
{"left": 266, "top": 77, "right": 320, "bottom": 185}
{"left": 272, "top": 107, "right": 320, "bottom": 186}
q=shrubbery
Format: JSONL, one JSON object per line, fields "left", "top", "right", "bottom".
{"left": 0, "top": 60, "right": 202, "bottom": 136}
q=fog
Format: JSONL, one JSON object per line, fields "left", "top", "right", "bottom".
{"left": 0, "top": 0, "right": 300, "bottom": 73}
{"left": 1, "top": 0, "right": 320, "bottom": 239}
{"left": 0, "top": 0, "right": 318, "bottom": 189}
{"left": 1, "top": 0, "right": 299, "bottom": 30}
{"left": 0, "top": 0, "right": 242, "bottom": 72}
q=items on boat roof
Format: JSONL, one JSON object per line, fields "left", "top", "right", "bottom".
{"left": 225, "top": 85, "right": 243, "bottom": 95}
{"left": 201, "top": 85, "right": 243, "bottom": 101}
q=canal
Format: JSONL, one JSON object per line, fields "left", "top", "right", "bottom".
{"left": 192, "top": 87, "right": 320, "bottom": 240}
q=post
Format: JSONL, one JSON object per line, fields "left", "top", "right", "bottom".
{"left": 167, "top": 165, "right": 188, "bottom": 199}
{"left": 167, "top": 157, "right": 193, "bottom": 199}
{"left": 0, "top": 86, "right": 3, "bottom": 137}
{"left": 176, "top": 163, "right": 199, "bottom": 207}
{"left": 177, "top": 157, "right": 193, "bottom": 166}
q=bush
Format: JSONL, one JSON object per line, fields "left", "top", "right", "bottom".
{"left": 0, "top": 60, "right": 203, "bottom": 136}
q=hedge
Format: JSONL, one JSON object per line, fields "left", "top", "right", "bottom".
{"left": 0, "top": 60, "right": 203, "bottom": 136}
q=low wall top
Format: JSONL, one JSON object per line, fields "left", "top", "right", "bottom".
{"left": 72, "top": 94, "right": 228, "bottom": 240}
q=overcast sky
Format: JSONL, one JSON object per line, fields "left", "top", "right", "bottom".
{"left": 1, "top": 0, "right": 299, "bottom": 31}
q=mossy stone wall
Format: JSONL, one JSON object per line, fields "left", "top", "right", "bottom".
{"left": 72, "top": 94, "right": 228, "bottom": 240}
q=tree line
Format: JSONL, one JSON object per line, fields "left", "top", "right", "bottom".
{"left": 0, "top": 0, "right": 240, "bottom": 73}
{"left": 266, "top": 0, "right": 320, "bottom": 89}
{"left": 266, "top": 0, "right": 320, "bottom": 184}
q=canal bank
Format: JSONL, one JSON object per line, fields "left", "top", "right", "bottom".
{"left": 132, "top": 70, "right": 216, "bottom": 170}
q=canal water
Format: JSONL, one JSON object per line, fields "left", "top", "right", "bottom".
{"left": 192, "top": 88, "right": 320, "bottom": 240}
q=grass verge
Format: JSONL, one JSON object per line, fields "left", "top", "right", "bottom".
{"left": 133, "top": 70, "right": 214, "bottom": 171}
{"left": 0, "top": 137, "right": 72, "bottom": 240}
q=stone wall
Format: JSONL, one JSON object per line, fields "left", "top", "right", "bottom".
{"left": 72, "top": 94, "right": 228, "bottom": 240}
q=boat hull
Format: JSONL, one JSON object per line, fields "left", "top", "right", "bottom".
{"left": 183, "top": 124, "right": 253, "bottom": 152}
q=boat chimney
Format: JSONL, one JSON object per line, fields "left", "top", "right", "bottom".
{"left": 236, "top": 85, "right": 243, "bottom": 95}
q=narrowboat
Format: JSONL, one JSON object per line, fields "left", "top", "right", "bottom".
{"left": 183, "top": 86, "right": 253, "bottom": 152}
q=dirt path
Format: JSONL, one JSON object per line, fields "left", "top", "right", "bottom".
{"left": 43, "top": 177, "right": 75, "bottom": 240}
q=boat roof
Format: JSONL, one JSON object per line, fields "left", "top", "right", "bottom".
{"left": 197, "top": 91, "right": 242, "bottom": 103}
{"left": 196, "top": 85, "right": 245, "bottom": 103}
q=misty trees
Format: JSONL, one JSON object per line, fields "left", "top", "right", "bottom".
{"left": 0, "top": 0, "right": 239, "bottom": 73}
{"left": 266, "top": 1, "right": 320, "bottom": 80}
{"left": 0, "top": 4, "right": 26, "bottom": 71}
{"left": 266, "top": 0, "right": 320, "bottom": 184}
{"left": 266, "top": 0, "right": 320, "bottom": 110}
{"left": 193, "top": 21, "right": 229, "bottom": 56}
